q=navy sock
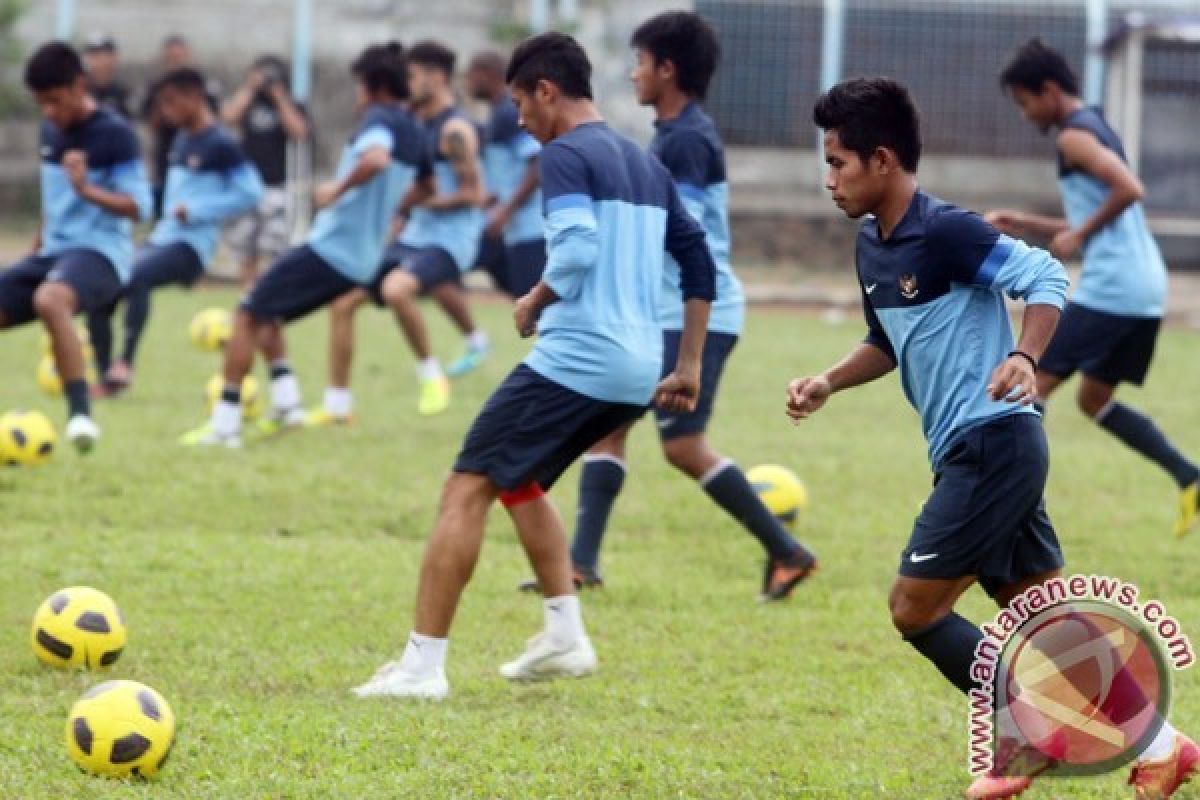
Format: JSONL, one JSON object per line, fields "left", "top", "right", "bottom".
{"left": 220, "top": 386, "right": 241, "bottom": 405}
{"left": 121, "top": 280, "right": 151, "bottom": 365}
{"left": 1097, "top": 402, "right": 1199, "bottom": 488}
{"left": 702, "top": 461, "right": 812, "bottom": 563}
{"left": 85, "top": 308, "right": 114, "bottom": 376}
{"left": 904, "top": 612, "right": 984, "bottom": 695}
{"left": 270, "top": 361, "right": 292, "bottom": 380}
{"left": 569, "top": 457, "right": 626, "bottom": 570}
{"left": 65, "top": 379, "right": 90, "bottom": 418}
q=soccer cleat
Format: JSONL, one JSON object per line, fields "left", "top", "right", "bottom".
{"left": 1175, "top": 483, "right": 1199, "bottom": 539}
{"left": 760, "top": 553, "right": 818, "bottom": 602}
{"left": 351, "top": 661, "right": 449, "bottom": 700}
{"left": 1129, "top": 732, "right": 1200, "bottom": 799}
{"left": 517, "top": 566, "right": 605, "bottom": 594}
{"left": 417, "top": 376, "right": 451, "bottom": 416}
{"left": 65, "top": 415, "right": 100, "bottom": 454}
{"left": 446, "top": 344, "right": 489, "bottom": 379}
{"left": 303, "top": 407, "right": 354, "bottom": 428}
{"left": 255, "top": 407, "right": 307, "bottom": 438}
{"left": 499, "top": 633, "right": 596, "bottom": 682}
{"left": 178, "top": 422, "right": 241, "bottom": 449}
{"left": 965, "top": 732, "right": 1066, "bottom": 800}
{"left": 104, "top": 361, "right": 133, "bottom": 396}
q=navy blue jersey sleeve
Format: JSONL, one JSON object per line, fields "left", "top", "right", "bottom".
{"left": 655, "top": 129, "right": 712, "bottom": 191}
{"left": 539, "top": 141, "right": 599, "bottom": 300}
{"left": 926, "top": 206, "right": 1003, "bottom": 286}
{"left": 663, "top": 176, "right": 716, "bottom": 302}
{"left": 204, "top": 130, "right": 249, "bottom": 172}
{"left": 88, "top": 116, "right": 142, "bottom": 168}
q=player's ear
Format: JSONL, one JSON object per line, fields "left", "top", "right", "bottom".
{"left": 535, "top": 78, "right": 556, "bottom": 105}
{"left": 871, "top": 146, "right": 892, "bottom": 175}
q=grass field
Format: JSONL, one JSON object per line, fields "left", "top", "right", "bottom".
{"left": 0, "top": 287, "right": 1198, "bottom": 799}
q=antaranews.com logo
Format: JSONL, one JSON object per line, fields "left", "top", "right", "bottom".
{"left": 968, "top": 574, "right": 1193, "bottom": 778}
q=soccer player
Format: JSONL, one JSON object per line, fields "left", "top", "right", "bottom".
{"left": 467, "top": 50, "right": 546, "bottom": 299}
{"left": 308, "top": 40, "right": 487, "bottom": 425}
{"left": 0, "top": 42, "right": 151, "bottom": 451}
{"left": 988, "top": 39, "right": 1199, "bottom": 538}
{"left": 791, "top": 76, "right": 1196, "bottom": 799}
{"left": 180, "top": 42, "right": 429, "bottom": 448}
{"left": 352, "top": 32, "right": 716, "bottom": 700}
{"left": 517, "top": 11, "right": 816, "bottom": 601}
{"left": 87, "top": 67, "right": 263, "bottom": 393}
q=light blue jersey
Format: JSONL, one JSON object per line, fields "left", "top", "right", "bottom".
{"left": 857, "top": 191, "right": 1069, "bottom": 468}
{"left": 526, "top": 122, "right": 716, "bottom": 405}
{"left": 148, "top": 125, "right": 263, "bottom": 266}
{"left": 308, "top": 103, "right": 430, "bottom": 284}
{"left": 651, "top": 102, "right": 743, "bottom": 335}
{"left": 39, "top": 109, "right": 153, "bottom": 283}
{"left": 483, "top": 93, "right": 544, "bottom": 246}
{"left": 400, "top": 107, "right": 486, "bottom": 270}
{"left": 1057, "top": 108, "right": 1167, "bottom": 318}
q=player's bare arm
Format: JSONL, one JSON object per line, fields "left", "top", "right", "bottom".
{"left": 513, "top": 280, "right": 558, "bottom": 338}
{"left": 786, "top": 343, "right": 895, "bottom": 422}
{"left": 487, "top": 157, "right": 540, "bottom": 237}
{"left": 986, "top": 302, "right": 1061, "bottom": 404}
{"left": 984, "top": 209, "right": 1070, "bottom": 241}
{"left": 423, "top": 120, "right": 484, "bottom": 211}
{"left": 655, "top": 297, "right": 711, "bottom": 414}
{"left": 1049, "top": 127, "right": 1145, "bottom": 259}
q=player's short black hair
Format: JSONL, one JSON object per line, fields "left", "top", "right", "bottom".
{"left": 24, "top": 41, "right": 85, "bottom": 91}
{"left": 813, "top": 77, "right": 922, "bottom": 172}
{"left": 631, "top": 11, "right": 721, "bottom": 100}
{"left": 469, "top": 50, "right": 506, "bottom": 77}
{"left": 505, "top": 32, "right": 592, "bottom": 100}
{"left": 157, "top": 66, "right": 208, "bottom": 96}
{"left": 1000, "top": 38, "right": 1080, "bottom": 97}
{"left": 408, "top": 40, "right": 456, "bottom": 76}
{"left": 352, "top": 41, "right": 408, "bottom": 99}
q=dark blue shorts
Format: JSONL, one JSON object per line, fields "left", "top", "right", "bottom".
{"left": 454, "top": 364, "right": 645, "bottom": 491}
{"left": 370, "top": 243, "right": 461, "bottom": 304}
{"left": 0, "top": 249, "right": 121, "bottom": 325}
{"left": 477, "top": 232, "right": 546, "bottom": 298}
{"left": 129, "top": 242, "right": 205, "bottom": 292}
{"left": 241, "top": 245, "right": 357, "bottom": 324}
{"left": 901, "top": 413, "right": 1063, "bottom": 597}
{"left": 1040, "top": 303, "right": 1160, "bottom": 387}
{"left": 651, "top": 330, "right": 738, "bottom": 441}
{"left": 476, "top": 231, "right": 506, "bottom": 284}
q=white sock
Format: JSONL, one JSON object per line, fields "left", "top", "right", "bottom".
{"left": 212, "top": 400, "right": 242, "bottom": 436}
{"left": 398, "top": 631, "right": 447, "bottom": 675}
{"left": 271, "top": 373, "right": 301, "bottom": 411}
{"left": 324, "top": 387, "right": 352, "bottom": 417}
{"left": 1140, "top": 721, "right": 1178, "bottom": 761}
{"left": 467, "top": 329, "right": 489, "bottom": 351}
{"left": 544, "top": 594, "right": 585, "bottom": 646}
{"left": 416, "top": 357, "right": 443, "bottom": 381}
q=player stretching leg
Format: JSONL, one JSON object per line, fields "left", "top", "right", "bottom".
{"left": 353, "top": 32, "right": 716, "bottom": 699}
{"left": 0, "top": 43, "right": 151, "bottom": 451}
{"left": 791, "top": 77, "right": 1198, "bottom": 799}
{"left": 87, "top": 67, "right": 262, "bottom": 393}
{"left": 517, "top": 11, "right": 816, "bottom": 601}
{"left": 988, "top": 39, "right": 1200, "bottom": 539}
{"left": 181, "top": 43, "right": 429, "bottom": 447}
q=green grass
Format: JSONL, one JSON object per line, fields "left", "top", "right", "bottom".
{"left": 0, "top": 288, "right": 1198, "bottom": 798}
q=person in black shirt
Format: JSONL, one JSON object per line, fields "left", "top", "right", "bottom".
{"left": 83, "top": 34, "right": 130, "bottom": 119}
{"left": 221, "top": 55, "right": 309, "bottom": 287}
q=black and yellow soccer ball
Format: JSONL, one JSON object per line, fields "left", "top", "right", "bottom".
{"left": 65, "top": 680, "right": 175, "bottom": 778}
{"left": 746, "top": 464, "right": 810, "bottom": 527}
{"left": 0, "top": 410, "right": 57, "bottom": 467}
{"left": 189, "top": 308, "right": 232, "bottom": 352}
{"left": 31, "top": 587, "right": 128, "bottom": 670}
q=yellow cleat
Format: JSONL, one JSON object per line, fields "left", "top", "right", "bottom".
{"left": 1176, "top": 483, "right": 1199, "bottom": 539}
{"left": 304, "top": 407, "right": 354, "bottom": 428}
{"left": 417, "top": 376, "right": 450, "bottom": 416}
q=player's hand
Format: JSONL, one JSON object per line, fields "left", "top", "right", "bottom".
{"left": 513, "top": 292, "right": 541, "bottom": 338}
{"left": 313, "top": 182, "right": 340, "bottom": 210}
{"left": 485, "top": 205, "right": 512, "bottom": 238}
{"left": 786, "top": 376, "right": 832, "bottom": 422}
{"left": 245, "top": 69, "right": 266, "bottom": 93}
{"left": 1049, "top": 228, "right": 1084, "bottom": 260}
{"left": 655, "top": 368, "right": 700, "bottom": 414}
{"left": 173, "top": 205, "right": 189, "bottom": 223}
{"left": 983, "top": 209, "right": 1021, "bottom": 235}
{"left": 987, "top": 355, "right": 1037, "bottom": 405}
{"left": 62, "top": 150, "right": 88, "bottom": 191}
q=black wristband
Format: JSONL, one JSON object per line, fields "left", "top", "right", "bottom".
{"left": 1008, "top": 350, "right": 1038, "bottom": 371}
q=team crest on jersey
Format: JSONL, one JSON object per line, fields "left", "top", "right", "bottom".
{"left": 899, "top": 273, "right": 919, "bottom": 299}
{"left": 188, "top": 154, "right": 202, "bottom": 170}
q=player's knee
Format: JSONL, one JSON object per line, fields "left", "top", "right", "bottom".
{"left": 382, "top": 273, "right": 417, "bottom": 306}
{"left": 32, "top": 282, "right": 73, "bottom": 319}
{"left": 888, "top": 589, "right": 940, "bottom": 636}
{"left": 1077, "top": 383, "right": 1113, "bottom": 419}
{"left": 662, "top": 440, "right": 702, "bottom": 476}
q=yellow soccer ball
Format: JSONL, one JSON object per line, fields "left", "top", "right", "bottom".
{"left": 204, "top": 374, "right": 262, "bottom": 420}
{"left": 746, "top": 464, "right": 810, "bottom": 526}
{"left": 36, "top": 352, "right": 99, "bottom": 397}
{"left": 65, "top": 680, "right": 175, "bottom": 779}
{"left": 31, "top": 587, "right": 127, "bottom": 669}
{"left": 0, "top": 410, "right": 58, "bottom": 466}
{"left": 189, "top": 308, "right": 232, "bottom": 352}
{"left": 40, "top": 323, "right": 91, "bottom": 356}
